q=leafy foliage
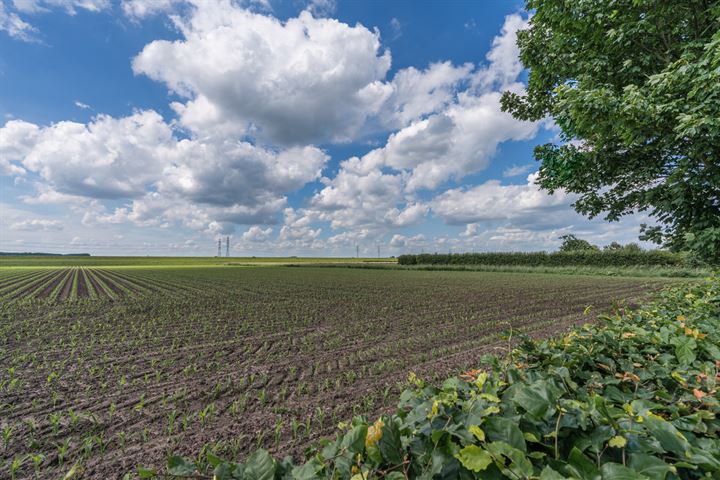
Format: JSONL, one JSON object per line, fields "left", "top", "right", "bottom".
{"left": 558, "top": 234, "right": 599, "bottom": 252}
{"left": 501, "top": 0, "right": 720, "bottom": 264}
{"left": 155, "top": 276, "right": 720, "bottom": 479}
{"left": 397, "top": 250, "right": 685, "bottom": 267}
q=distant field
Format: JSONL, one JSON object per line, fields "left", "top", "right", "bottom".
{"left": 0, "top": 265, "right": 671, "bottom": 478}
{"left": 0, "top": 255, "right": 395, "bottom": 267}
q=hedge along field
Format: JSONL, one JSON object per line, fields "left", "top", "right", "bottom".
{"left": 398, "top": 251, "right": 686, "bottom": 268}
{"left": 0, "top": 266, "right": 668, "bottom": 478}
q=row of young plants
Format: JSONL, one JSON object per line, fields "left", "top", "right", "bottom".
{"left": 397, "top": 251, "right": 687, "bottom": 268}
{"left": 0, "top": 267, "right": 105, "bottom": 301}
{"left": 149, "top": 275, "right": 719, "bottom": 479}
{"left": 5, "top": 267, "right": 650, "bottom": 477}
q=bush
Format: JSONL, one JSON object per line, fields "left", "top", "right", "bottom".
{"left": 398, "top": 250, "right": 685, "bottom": 267}
{"left": 149, "top": 277, "right": 719, "bottom": 479}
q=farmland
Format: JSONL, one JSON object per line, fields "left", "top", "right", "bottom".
{"left": 0, "top": 265, "right": 670, "bottom": 478}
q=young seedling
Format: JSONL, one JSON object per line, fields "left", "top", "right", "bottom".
{"left": 95, "top": 433, "right": 108, "bottom": 454}
{"left": 167, "top": 410, "right": 177, "bottom": 435}
{"left": 30, "top": 453, "right": 45, "bottom": 476}
{"left": 57, "top": 439, "right": 70, "bottom": 466}
{"left": 49, "top": 411, "right": 62, "bottom": 436}
{"left": 116, "top": 431, "right": 127, "bottom": 450}
{"left": 255, "top": 430, "right": 266, "bottom": 449}
{"left": 134, "top": 394, "right": 146, "bottom": 413}
{"left": 2, "top": 424, "right": 13, "bottom": 449}
{"left": 9, "top": 455, "right": 25, "bottom": 480}
{"left": 273, "top": 419, "right": 284, "bottom": 447}
{"left": 315, "top": 407, "right": 326, "bottom": 429}
{"left": 291, "top": 418, "right": 301, "bottom": 440}
{"left": 67, "top": 409, "right": 80, "bottom": 429}
{"left": 182, "top": 414, "right": 190, "bottom": 432}
{"left": 82, "top": 435, "right": 95, "bottom": 458}
{"left": 198, "top": 403, "right": 216, "bottom": 427}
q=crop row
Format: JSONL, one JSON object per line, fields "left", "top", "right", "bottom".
{"left": 158, "top": 276, "right": 720, "bottom": 480}
{"left": 0, "top": 266, "right": 668, "bottom": 478}
{"left": 0, "top": 268, "right": 182, "bottom": 302}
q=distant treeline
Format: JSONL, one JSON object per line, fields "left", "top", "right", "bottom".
{"left": 0, "top": 252, "right": 91, "bottom": 256}
{"left": 397, "top": 250, "right": 685, "bottom": 267}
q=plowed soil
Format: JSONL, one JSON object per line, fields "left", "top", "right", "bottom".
{"left": 0, "top": 266, "right": 670, "bottom": 478}
{"left": 0, "top": 267, "right": 173, "bottom": 302}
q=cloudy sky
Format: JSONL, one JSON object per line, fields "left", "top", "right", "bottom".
{"left": 0, "top": 0, "right": 648, "bottom": 256}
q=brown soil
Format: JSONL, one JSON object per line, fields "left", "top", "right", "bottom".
{"left": 0, "top": 267, "right": 668, "bottom": 479}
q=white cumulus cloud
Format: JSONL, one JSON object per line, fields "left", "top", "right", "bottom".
{"left": 431, "top": 173, "right": 571, "bottom": 225}
{"left": 240, "top": 225, "right": 273, "bottom": 243}
{"left": 10, "top": 218, "right": 63, "bottom": 231}
{"left": 12, "top": 0, "right": 109, "bottom": 14}
{"left": 0, "top": 1, "right": 36, "bottom": 41}
{"left": 2, "top": 111, "right": 174, "bottom": 199}
{"left": 132, "top": 3, "right": 393, "bottom": 145}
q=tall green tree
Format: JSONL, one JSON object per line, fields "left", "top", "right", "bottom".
{"left": 501, "top": 0, "right": 720, "bottom": 264}
{"left": 558, "top": 234, "right": 599, "bottom": 252}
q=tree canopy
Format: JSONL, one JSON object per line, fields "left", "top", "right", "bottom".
{"left": 502, "top": 0, "right": 720, "bottom": 264}
{"left": 558, "top": 234, "right": 599, "bottom": 252}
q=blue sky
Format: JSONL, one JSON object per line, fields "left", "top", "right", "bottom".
{"left": 0, "top": 0, "right": 648, "bottom": 256}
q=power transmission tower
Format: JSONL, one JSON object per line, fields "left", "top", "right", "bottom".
{"left": 217, "top": 238, "right": 221, "bottom": 257}
{"left": 226, "top": 236, "right": 230, "bottom": 257}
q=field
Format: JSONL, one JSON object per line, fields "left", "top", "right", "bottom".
{"left": 0, "top": 265, "right": 670, "bottom": 478}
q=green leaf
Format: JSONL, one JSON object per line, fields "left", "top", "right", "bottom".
{"left": 136, "top": 467, "right": 157, "bottom": 479}
{"left": 207, "top": 452, "right": 225, "bottom": 467}
{"left": 686, "top": 448, "right": 720, "bottom": 471}
{"left": 540, "top": 466, "right": 567, "bottom": 480}
{"left": 167, "top": 456, "right": 196, "bottom": 476}
{"left": 243, "top": 449, "right": 276, "bottom": 480}
{"left": 485, "top": 441, "right": 534, "bottom": 478}
{"left": 703, "top": 342, "right": 720, "bottom": 359}
{"left": 484, "top": 417, "right": 526, "bottom": 452}
{"left": 469, "top": 425, "right": 486, "bottom": 442}
{"left": 340, "top": 424, "right": 368, "bottom": 456}
{"left": 628, "top": 453, "right": 672, "bottom": 480}
{"left": 455, "top": 445, "right": 493, "bottom": 473}
{"left": 213, "top": 463, "right": 239, "bottom": 480}
{"left": 642, "top": 415, "right": 689, "bottom": 455}
{"left": 600, "top": 462, "right": 645, "bottom": 479}
{"left": 512, "top": 380, "right": 559, "bottom": 418}
{"left": 566, "top": 447, "right": 600, "bottom": 480}
{"left": 672, "top": 336, "right": 696, "bottom": 365}
{"left": 378, "top": 420, "right": 403, "bottom": 465}
{"left": 291, "top": 459, "right": 324, "bottom": 480}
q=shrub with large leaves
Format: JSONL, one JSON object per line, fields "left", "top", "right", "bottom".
{"left": 147, "top": 276, "right": 719, "bottom": 479}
